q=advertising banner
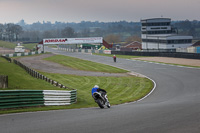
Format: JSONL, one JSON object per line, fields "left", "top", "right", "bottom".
{"left": 43, "top": 37, "right": 103, "bottom": 45}
{"left": 103, "top": 50, "right": 111, "bottom": 54}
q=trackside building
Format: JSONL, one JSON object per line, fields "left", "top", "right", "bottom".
{"left": 141, "top": 18, "right": 193, "bottom": 51}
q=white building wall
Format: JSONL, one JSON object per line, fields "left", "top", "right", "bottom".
{"left": 176, "top": 48, "right": 187, "bottom": 52}
{"left": 166, "top": 43, "right": 192, "bottom": 49}
{"left": 142, "top": 42, "right": 192, "bottom": 49}
{"left": 141, "top": 18, "right": 193, "bottom": 50}
{"left": 142, "top": 42, "right": 167, "bottom": 49}
{"left": 187, "top": 47, "right": 196, "bottom": 53}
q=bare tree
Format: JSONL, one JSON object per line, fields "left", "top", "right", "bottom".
{"left": 61, "top": 27, "right": 76, "bottom": 38}
{"left": 104, "top": 34, "right": 121, "bottom": 43}
{"left": 0, "top": 24, "right": 4, "bottom": 40}
{"left": 12, "top": 25, "right": 23, "bottom": 41}
{"left": 5, "top": 23, "right": 23, "bottom": 41}
{"left": 20, "top": 31, "right": 40, "bottom": 41}
{"left": 5, "top": 23, "right": 14, "bottom": 41}
{"left": 125, "top": 36, "right": 141, "bottom": 43}
{"left": 43, "top": 30, "right": 54, "bottom": 38}
{"left": 80, "top": 28, "right": 90, "bottom": 37}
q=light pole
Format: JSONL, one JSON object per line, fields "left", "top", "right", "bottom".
{"left": 157, "top": 36, "right": 159, "bottom": 51}
{"left": 146, "top": 35, "right": 148, "bottom": 51}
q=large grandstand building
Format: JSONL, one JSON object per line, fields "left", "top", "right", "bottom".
{"left": 141, "top": 18, "right": 193, "bottom": 51}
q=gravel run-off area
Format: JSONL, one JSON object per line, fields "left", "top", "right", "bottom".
{"left": 16, "top": 53, "right": 132, "bottom": 77}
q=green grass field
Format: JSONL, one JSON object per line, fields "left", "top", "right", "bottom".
{"left": 44, "top": 55, "right": 128, "bottom": 73}
{"left": 0, "top": 40, "right": 37, "bottom": 50}
{"left": 22, "top": 43, "right": 37, "bottom": 50}
{"left": 0, "top": 54, "right": 153, "bottom": 114}
{"left": 0, "top": 57, "right": 59, "bottom": 90}
{"left": 0, "top": 40, "right": 16, "bottom": 49}
{"left": 40, "top": 72, "right": 153, "bottom": 107}
{"left": 41, "top": 54, "right": 153, "bottom": 108}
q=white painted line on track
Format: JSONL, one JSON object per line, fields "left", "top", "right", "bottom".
{"left": 136, "top": 76, "right": 156, "bottom": 102}
{"left": 132, "top": 59, "right": 200, "bottom": 70}
{"left": 105, "top": 63, "right": 157, "bottom": 103}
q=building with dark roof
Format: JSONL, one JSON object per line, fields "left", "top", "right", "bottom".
{"left": 192, "top": 41, "right": 200, "bottom": 47}
{"left": 121, "top": 41, "right": 142, "bottom": 50}
{"left": 141, "top": 18, "right": 193, "bottom": 50}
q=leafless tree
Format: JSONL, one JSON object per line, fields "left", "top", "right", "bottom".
{"left": 0, "top": 24, "right": 4, "bottom": 40}
{"left": 104, "top": 34, "right": 121, "bottom": 43}
{"left": 125, "top": 36, "right": 141, "bottom": 43}
{"left": 61, "top": 27, "right": 76, "bottom": 38}
{"left": 5, "top": 23, "right": 23, "bottom": 41}
{"left": 12, "top": 25, "right": 23, "bottom": 41}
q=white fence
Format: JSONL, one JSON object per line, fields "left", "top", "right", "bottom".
{"left": 43, "top": 90, "right": 76, "bottom": 106}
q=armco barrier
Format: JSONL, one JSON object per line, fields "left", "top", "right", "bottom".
{"left": 1, "top": 55, "right": 12, "bottom": 62}
{"left": 43, "top": 90, "right": 76, "bottom": 106}
{"left": 0, "top": 90, "right": 44, "bottom": 109}
{"left": 0, "top": 57, "right": 77, "bottom": 109}
{"left": 12, "top": 59, "right": 74, "bottom": 90}
{"left": 0, "top": 90, "right": 77, "bottom": 109}
{"left": 2, "top": 51, "right": 43, "bottom": 58}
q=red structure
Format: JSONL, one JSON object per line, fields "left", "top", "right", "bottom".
{"left": 102, "top": 39, "right": 112, "bottom": 49}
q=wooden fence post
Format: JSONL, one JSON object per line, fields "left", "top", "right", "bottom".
{"left": 0, "top": 75, "right": 8, "bottom": 88}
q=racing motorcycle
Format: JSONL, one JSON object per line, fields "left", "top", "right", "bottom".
{"left": 92, "top": 91, "right": 110, "bottom": 108}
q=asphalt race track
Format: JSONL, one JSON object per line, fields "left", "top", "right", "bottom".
{"left": 1, "top": 47, "right": 200, "bottom": 133}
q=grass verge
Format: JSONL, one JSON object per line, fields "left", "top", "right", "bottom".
{"left": 44, "top": 54, "right": 128, "bottom": 73}
{"left": 40, "top": 72, "right": 154, "bottom": 106}
{"left": 1, "top": 72, "right": 153, "bottom": 114}
{"left": 0, "top": 57, "right": 62, "bottom": 90}
{"left": 0, "top": 40, "right": 36, "bottom": 50}
{"left": 0, "top": 55, "right": 153, "bottom": 114}
{"left": 0, "top": 41, "right": 16, "bottom": 49}
{"left": 22, "top": 43, "right": 37, "bottom": 50}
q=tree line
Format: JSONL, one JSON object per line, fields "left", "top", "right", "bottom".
{"left": 0, "top": 23, "right": 23, "bottom": 42}
{"left": 1, "top": 19, "right": 200, "bottom": 44}
{"left": 17, "top": 20, "right": 141, "bottom": 43}
{"left": 173, "top": 20, "right": 200, "bottom": 39}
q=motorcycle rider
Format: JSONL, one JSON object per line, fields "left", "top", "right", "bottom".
{"left": 91, "top": 85, "right": 110, "bottom": 106}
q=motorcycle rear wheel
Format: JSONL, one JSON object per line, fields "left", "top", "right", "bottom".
{"left": 97, "top": 99, "right": 104, "bottom": 108}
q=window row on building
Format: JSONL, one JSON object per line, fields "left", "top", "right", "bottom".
{"left": 142, "top": 39, "right": 192, "bottom": 44}
{"left": 141, "top": 22, "right": 170, "bottom": 26}
{"left": 142, "top": 30, "right": 175, "bottom": 34}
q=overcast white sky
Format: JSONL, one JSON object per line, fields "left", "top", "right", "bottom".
{"left": 0, "top": 0, "right": 200, "bottom": 24}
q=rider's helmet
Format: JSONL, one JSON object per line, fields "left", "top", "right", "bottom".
{"left": 94, "top": 85, "right": 99, "bottom": 88}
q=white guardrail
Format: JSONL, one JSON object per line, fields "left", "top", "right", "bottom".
{"left": 43, "top": 90, "right": 77, "bottom": 106}
{"left": 2, "top": 51, "right": 43, "bottom": 57}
